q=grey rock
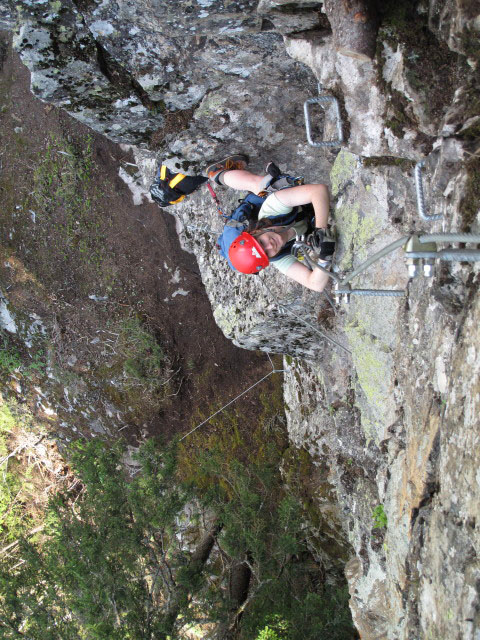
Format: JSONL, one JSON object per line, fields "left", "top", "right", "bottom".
{"left": 0, "top": 8, "right": 14, "bottom": 31}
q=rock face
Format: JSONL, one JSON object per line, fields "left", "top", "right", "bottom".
{"left": 285, "top": 139, "right": 480, "bottom": 640}
{"left": 6, "top": 0, "right": 480, "bottom": 638}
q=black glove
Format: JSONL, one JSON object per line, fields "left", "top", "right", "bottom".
{"left": 310, "top": 228, "right": 336, "bottom": 261}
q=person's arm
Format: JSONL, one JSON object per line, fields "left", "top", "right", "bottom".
{"left": 284, "top": 260, "right": 330, "bottom": 292}
{"left": 273, "top": 184, "right": 331, "bottom": 291}
{"left": 274, "top": 184, "right": 329, "bottom": 229}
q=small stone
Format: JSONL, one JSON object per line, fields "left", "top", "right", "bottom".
{"left": 67, "top": 354, "right": 78, "bottom": 367}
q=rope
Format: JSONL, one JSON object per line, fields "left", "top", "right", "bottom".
{"left": 206, "top": 182, "right": 226, "bottom": 217}
{"left": 321, "top": 289, "right": 338, "bottom": 314}
{"left": 179, "top": 354, "right": 284, "bottom": 442}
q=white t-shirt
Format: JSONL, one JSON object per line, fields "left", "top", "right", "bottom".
{"left": 258, "top": 192, "right": 309, "bottom": 274}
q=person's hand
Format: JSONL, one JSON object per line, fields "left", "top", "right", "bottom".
{"left": 309, "top": 228, "right": 336, "bottom": 261}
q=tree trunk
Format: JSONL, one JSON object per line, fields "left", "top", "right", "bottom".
{"left": 190, "top": 524, "right": 222, "bottom": 566}
{"left": 323, "top": 0, "right": 379, "bottom": 61}
{"left": 159, "top": 524, "right": 223, "bottom": 639}
{"left": 212, "top": 561, "right": 252, "bottom": 640}
{"left": 228, "top": 561, "right": 251, "bottom": 608}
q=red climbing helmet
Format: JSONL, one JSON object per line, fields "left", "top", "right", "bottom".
{"left": 229, "top": 232, "right": 269, "bottom": 274}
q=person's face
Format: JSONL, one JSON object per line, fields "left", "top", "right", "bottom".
{"left": 255, "top": 229, "right": 286, "bottom": 258}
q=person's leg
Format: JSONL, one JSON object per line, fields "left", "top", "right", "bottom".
{"left": 206, "top": 154, "right": 248, "bottom": 184}
{"left": 221, "top": 170, "right": 269, "bottom": 194}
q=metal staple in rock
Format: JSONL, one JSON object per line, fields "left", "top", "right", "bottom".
{"left": 414, "top": 160, "right": 443, "bottom": 222}
{"left": 407, "top": 249, "right": 480, "bottom": 261}
{"left": 419, "top": 233, "right": 480, "bottom": 244}
{"left": 406, "top": 234, "right": 480, "bottom": 263}
{"left": 304, "top": 84, "right": 344, "bottom": 148}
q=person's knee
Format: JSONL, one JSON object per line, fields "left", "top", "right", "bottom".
{"left": 313, "top": 183, "right": 328, "bottom": 198}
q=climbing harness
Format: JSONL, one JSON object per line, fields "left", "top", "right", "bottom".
{"left": 179, "top": 353, "right": 285, "bottom": 441}
{"left": 258, "top": 174, "right": 304, "bottom": 197}
{"left": 304, "top": 84, "right": 344, "bottom": 149}
{"left": 414, "top": 160, "right": 443, "bottom": 222}
{"left": 151, "top": 165, "right": 187, "bottom": 205}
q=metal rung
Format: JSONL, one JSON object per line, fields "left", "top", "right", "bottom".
{"left": 414, "top": 160, "right": 443, "bottom": 222}
{"left": 304, "top": 95, "right": 343, "bottom": 148}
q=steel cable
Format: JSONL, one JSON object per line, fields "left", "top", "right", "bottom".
{"left": 179, "top": 354, "right": 284, "bottom": 441}
{"left": 335, "top": 289, "right": 405, "bottom": 297}
{"left": 259, "top": 277, "right": 351, "bottom": 355}
{"left": 419, "top": 234, "right": 480, "bottom": 244}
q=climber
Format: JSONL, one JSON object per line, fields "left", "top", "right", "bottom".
{"left": 209, "top": 155, "right": 335, "bottom": 292}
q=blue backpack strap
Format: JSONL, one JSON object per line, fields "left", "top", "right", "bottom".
{"left": 242, "top": 192, "right": 267, "bottom": 209}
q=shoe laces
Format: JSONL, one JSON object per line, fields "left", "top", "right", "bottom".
{"left": 224, "top": 159, "right": 241, "bottom": 170}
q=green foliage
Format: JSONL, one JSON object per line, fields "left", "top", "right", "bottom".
{"left": 93, "top": 315, "right": 173, "bottom": 422}
{"left": 188, "top": 442, "right": 354, "bottom": 640}
{"left": 117, "top": 315, "right": 168, "bottom": 387}
{"left": 25, "top": 346, "right": 47, "bottom": 376}
{"left": 257, "top": 629, "right": 281, "bottom": 640}
{"left": 0, "top": 402, "right": 38, "bottom": 544}
{"left": 177, "top": 394, "right": 354, "bottom": 639}
{"left": 0, "top": 436, "right": 355, "bottom": 639}
{"left": 372, "top": 504, "right": 388, "bottom": 529}
{"left": 31, "top": 134, "right": 102, "bottom": 260}
{"left": 0, "top": 337, "right": 21, "bottom": 375}
{"left": 0, "top": 131, "right": 114, "bottom": 296}
{"left": 0, "top": 438, "right": 194, "bottom": 639}
{"left": 0, "top": 466, "right": 34, "bottom": 544}
{"left": 177, "top": 381, "right": 286, "bottom": 491}
{"left": 0, "top": 328, "right": 48, "bottom": 382}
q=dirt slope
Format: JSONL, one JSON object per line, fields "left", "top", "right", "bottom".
{"left": 0, "top": 31, "right": 274, "bottom": 443}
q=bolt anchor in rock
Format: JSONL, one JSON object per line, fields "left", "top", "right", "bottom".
{"left": 334, "top": 283, "right": 351, "bottom": 304}
{"left": 423, "top": 259, "right": 435, "bottom": 277}
{"left": 404, "top": 235, "right": 437, "bottom": 278}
